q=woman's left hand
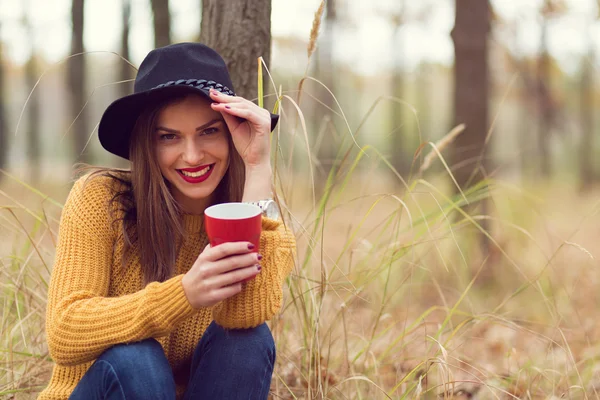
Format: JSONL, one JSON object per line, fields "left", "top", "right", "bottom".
{"left": 209, "top": 88, "right": 272, "bottom": 168}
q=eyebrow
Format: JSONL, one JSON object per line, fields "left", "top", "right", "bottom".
{"left": 156, "top": 118, "right": 223, "bottom": 134}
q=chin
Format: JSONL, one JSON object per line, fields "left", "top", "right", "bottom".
{"left": 172, "top": 182, "right": 216, "bottom": 197}
{"left": 165, "top": 168, "right": 226, "bottom": 207}
{"left": 183, "top": 188, "right": 215, "bottom": 201}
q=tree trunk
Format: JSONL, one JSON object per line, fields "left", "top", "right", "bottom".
{"left": 69, "top": 0, "right": 90, "bottom": 163}
{"left": 415, "top": 63, "right": 430, "bottom": 171}
{"left": 0, "top": 22, "right": 7, "bottom": 176}
{"left": 579, "top": 29, "right": 594, "bottom": 190}
{"left": 391, "top": 15, "right": 408, "bottom": 177}
{"left": 24, "top": 1, "right": 41, "bottom": 182}
{"left": 519, "top": 62, "right": 531, "bottom": 179}
{"left": 151, "top": 0, "right": 171, "bottom": 48}
{"left": 313, "top": 0, "right": 337, "bottom": 179}
{"left": 451, "top": 0, "right": 490, "bottom": 256}
{"left": 25, "top": 56, "right": 41, "bottom": 183}
{"left": 450, "top": 0, "right": 490, "bottom": 189}
{"left": 120, "top": 0, "right": 134, "bottom": 99}
{"left": 200, "top": 0, "right": 272, "bottom": 100}
{"left": 537, "top": 19, "right": 552, "bottom": 178}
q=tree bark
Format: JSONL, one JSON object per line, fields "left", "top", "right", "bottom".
{"left": 450, "top": 0, "right": 490, "bottom": 190}
{"left": 69, "top": 0, "right": 90, "bottom": 163}
{"left": 151, "top": 0, "right": 171, "bottom": 48}
{"left": 200, "top": 0, "right": 272, "bottom": 100}
{"left": 451, "top": 0, "right": 491, "bottom": 257}
{"left": 0, "top": 22, "right": 7, "bottom": 176}
{"left": 120, "top": 0, "right": 134, "bottom": 99}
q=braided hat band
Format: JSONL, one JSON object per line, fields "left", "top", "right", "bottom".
{"left": 152, "top": 79, "right": 235, "bottom": 96}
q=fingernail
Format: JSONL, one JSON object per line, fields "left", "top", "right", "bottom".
{"left": 212, "top": 102, "right": 219, "bottom": 106}
{"left": 248, "top": 243, "right": 255, "bottom": 250}
{"left": 257, "top": 265, "right": 262, "bottom": 272}
{"left": 211, "top": 89, "right": 218, "bottom": 95}
{"left": 225, "top": 105, "right": 231, "bottom": 109}
{"left": 257, "top": 254, "right": 263, "bottom": 261}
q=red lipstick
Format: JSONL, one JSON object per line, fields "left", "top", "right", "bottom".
{"left": 177, "top": 164, "right": 214, "bottom": 184}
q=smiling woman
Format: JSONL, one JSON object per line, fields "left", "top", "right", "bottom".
{"left": 153, "top": 96, "right": 231, "bottom": 214}
{"left": 38, "top": 42, "right": 296, "bottom": 400}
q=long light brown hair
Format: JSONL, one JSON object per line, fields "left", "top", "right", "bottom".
{"left": 84, "top": 93, "right": 245, "bottom": 285}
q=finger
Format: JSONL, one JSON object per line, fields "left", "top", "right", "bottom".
{"left": 209, "top": 88, "right": 245, "bottom": 104}
{"left": 213, "top": 104, "right": 269, "bottom": 127}
{"left": 213, "top": 264, "right": 261, "bottom": 288}
{"left": 212, "top": 100, "right": 267, "bottom": 116}
{"left": 212, "top": 93, "right": 261, "bottom": 110}
{"left": 210, "top": 251, "right": 261, "bottom": 275}
{"left": 202, "top": 241, "right": 256, "bottom": 262}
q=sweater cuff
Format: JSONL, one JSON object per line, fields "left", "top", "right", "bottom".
{"left": 146, "top": 275, "right": 197, "bottom": 332}
{"left": 261, "top": 217, "right": 282, "bottom": 231}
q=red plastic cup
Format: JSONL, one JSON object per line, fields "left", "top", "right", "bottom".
{"left": 204, "top": 202, "right": 262, "bottom": 252}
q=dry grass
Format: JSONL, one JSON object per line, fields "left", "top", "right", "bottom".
{"left": 307, "top": 0, "right": 326, "bottom": 60}
{"left": 4, "top": 81, "right": 600, "bottom": 399}
{"left": 268, "top": 165, "right": 600, "bottom": 399}
{"left": 3, "top": 156, "right": 600, "bottom": 399}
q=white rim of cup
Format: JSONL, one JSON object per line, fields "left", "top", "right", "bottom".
{"left": 204, "top": 202, "right": 262, "bottom": 220}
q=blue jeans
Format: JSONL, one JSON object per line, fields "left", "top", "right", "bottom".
{"left": 69, "top": 322, "right": 276, "bottom": 400}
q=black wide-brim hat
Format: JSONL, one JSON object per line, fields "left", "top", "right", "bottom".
{"left": 99, "top": 42, "right": 279, "bottom": 160}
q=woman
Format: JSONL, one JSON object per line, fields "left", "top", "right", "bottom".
{"left": 39, "top": 43, "right": 296, "bottom": 400}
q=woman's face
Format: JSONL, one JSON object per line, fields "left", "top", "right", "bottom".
{"left": 155, "top": 94, "right": 230, "bottom": 214}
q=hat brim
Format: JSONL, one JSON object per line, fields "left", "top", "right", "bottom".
{"left": 98, "top": 85, "right": 279, "bottom": 160}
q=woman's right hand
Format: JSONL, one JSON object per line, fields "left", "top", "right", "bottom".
{"left": 181, "top": 242, "right": 262, "bottom": 309}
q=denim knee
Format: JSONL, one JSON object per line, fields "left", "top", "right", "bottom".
{"left": 201, "top": 322, "right": 276, "bottom": 365}
{"left": 184, "top": 323, "right": 276, "bottom": 399}
{"left": 98, "top": 338, "right": 175, "bottom": 396}
{"left": 236, "top": 323, "right": 276, "bottom": 359}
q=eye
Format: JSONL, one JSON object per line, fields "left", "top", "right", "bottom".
{"left": 159, "top": 133, "right": 177, "bottom": 141}
{"left": 201, "top": 127, "right": 220, "bottom": 136}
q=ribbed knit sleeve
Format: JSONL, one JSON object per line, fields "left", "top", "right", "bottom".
{"left": 212, "top": 217, "right": 296, "bottom": 329}
{"left": 45, "top": 175, "right": 197, "bottom": 366}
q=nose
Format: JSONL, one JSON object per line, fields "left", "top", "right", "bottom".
{"left": 181, "top": 137, "right": 205, "bottom": 165}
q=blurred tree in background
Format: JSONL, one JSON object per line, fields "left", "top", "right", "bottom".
{"left": 537, "top": 0, "right": 567, "bottom": 178}
{"left": 389, "top": 1, "right": 408, "bottom": 176}
{"left": 451, "top": 0, "right": 490, "bottom": 189}
{"left": 68, "top": 0, "right": 89, "bottom": 163}
{"left": 451, "top": 0, "right": 491, "bottom": 254}
{"left": 313, "top": 0, "right": 337, "bottom": 177}
{"left": 200, "top": 0, "right": 273, "bottom": 100}
{"left": 119, "top": 0, "right": 134, "bottom": 99}
{"left": 151, "top": 0, "right": 171, "bottom": 48}
{"left": 0, "top": 20, "right": 6, "bottom": 178}
{"left": 24, "top": 0, "right": 41, "bottom": 184}
{"left": 579, "top": 0, "right": 599, "bottom": 189}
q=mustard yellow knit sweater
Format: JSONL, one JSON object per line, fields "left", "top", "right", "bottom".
{"left": 39, "top": 175, "right": 296, "bottom": 400}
